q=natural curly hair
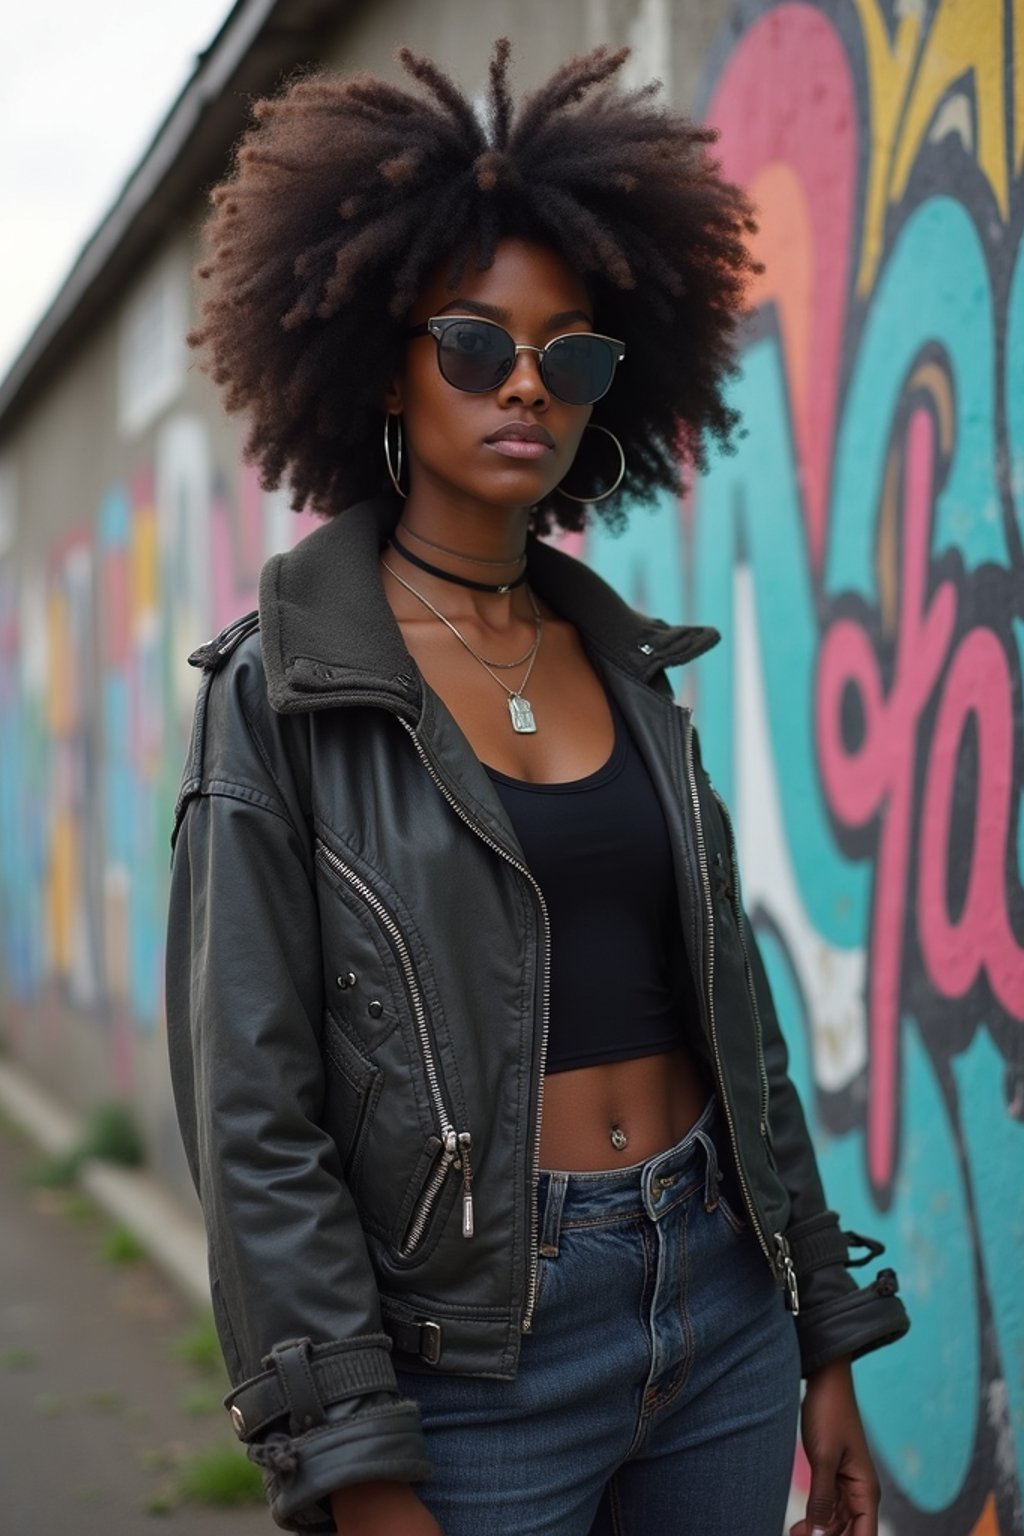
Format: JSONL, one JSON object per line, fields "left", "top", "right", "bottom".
{"left": 189, "top": 39, "right": 759, "bottom": 530}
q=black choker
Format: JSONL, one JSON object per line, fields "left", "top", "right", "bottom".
{"left": 390, "top": 532, "right": 528, "bottom": 594}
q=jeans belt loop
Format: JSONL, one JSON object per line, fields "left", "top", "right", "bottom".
{"left": 694, "top": 1128, "right": 721, "bottom": 1212}
{"left": 539, "top": 1171, "right": 569, "bottom": 1259}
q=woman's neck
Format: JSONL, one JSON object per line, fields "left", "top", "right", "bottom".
{"left": 383, "top": 500, "right": 538, "bottom": 626}
{"left": 397, "top": 488, "right": 531, "bottom": 572}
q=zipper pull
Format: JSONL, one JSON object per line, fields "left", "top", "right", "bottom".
{"left": 457, "top": 1131, "right": 474, "bottom": 1238}
{"left": 775, "top": 1232, "right": 800, "bottom": 1315}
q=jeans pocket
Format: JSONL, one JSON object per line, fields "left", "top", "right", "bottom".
{"left": 715, "top": 1191, "right": 748, "bottom": 1236}
{"left": 714, "top": 1156, "right": 749, "bottom": 1236}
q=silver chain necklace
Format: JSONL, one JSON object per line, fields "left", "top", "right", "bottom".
{"left": 382, "top": 559, "right": 543, "bottom": 734}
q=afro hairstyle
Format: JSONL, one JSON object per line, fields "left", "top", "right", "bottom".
{"left": 189, "top": 39, "right": 759, "bottom": 531}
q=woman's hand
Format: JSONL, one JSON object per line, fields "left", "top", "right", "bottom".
{"left": 330, "top": 1480, "right": 444, "bottom": 1535}
{"left": 791, "top": 1358, "right": 880, "bottom": 1536}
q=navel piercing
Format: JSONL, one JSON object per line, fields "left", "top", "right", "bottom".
{"left": 609, "top": 1126, "right": 629, "bottom": 1151}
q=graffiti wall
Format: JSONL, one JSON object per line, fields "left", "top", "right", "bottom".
{"left": 0, "top": 418, "right": 317, "bottom": 1105}
{"left": 589, "top": 1, "right": 1024, "bottom": 1531}
{"left": 1, "top": 1, "right": 1021, "bottom": 1528}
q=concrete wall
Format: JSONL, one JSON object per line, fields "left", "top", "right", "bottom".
{"left": 0, "top": 2, "right": 1022, "bottom": 1530}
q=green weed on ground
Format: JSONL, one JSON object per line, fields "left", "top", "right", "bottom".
{"left": 179, "top": 1383, "right": 225, "bottom": 1417}
{"left": 143, "top": 1441, "right": 264, "bottom": 1513}
{"left": 176, "top": 1443, "right": 264, "bottom": 1506}
{"left": 23, "top": 1148, "right": 81, "bottom": 1188}
{"left": 1, "top": 1347, "right": 39, "bottom": 1371}
{"left": 79, "top": 1102, "right": 145, "bottom": 1166}
{"left": 102, "top": 1225, "right": 146, "bottom": 1265}
{"left": 172, "top": 1314, "right": 224, "bottom": 1378}
{"left": 22, "top": 1101, "right": 145, "bottom": 1191}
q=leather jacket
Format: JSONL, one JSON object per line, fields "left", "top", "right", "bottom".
{"left": 166, "top": 496, "right": 909, "bottom": 1531}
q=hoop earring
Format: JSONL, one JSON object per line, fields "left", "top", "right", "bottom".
{"left": 384, "top": 413, "right": 406, "bottom": 499}
{"left": 555, "top": 423, "right": 626, "bottom": 504}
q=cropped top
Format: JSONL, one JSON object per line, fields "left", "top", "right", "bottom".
{"left": 485, "top": 693, "right": 697, "bottom": 1073}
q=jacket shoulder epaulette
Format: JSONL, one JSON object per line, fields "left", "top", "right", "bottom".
{"left": 188, "top": 610, "right": 261, "bottom": 672}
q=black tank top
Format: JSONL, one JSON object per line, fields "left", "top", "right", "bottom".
{"left": 485, "top": 694, "right": 696, "bottom": 1073}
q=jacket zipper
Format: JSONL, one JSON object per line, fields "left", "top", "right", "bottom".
{"left": 709, "top": 787, "right": 771, "bottom": 1142}
{"left": 401, "top": 1128, "right": 475, "bottom": 1254}
{"left": 681, "top": 713, "right": 775, "bottom": 1276}
{"left": 397, "top": 722, "right": 552, "bottom": 1333}
{"left": 315, "top": 837, "right": 474, "bottom": 1255}
{"left": 706, "top": 781, "right": 797, "bottom": 1307}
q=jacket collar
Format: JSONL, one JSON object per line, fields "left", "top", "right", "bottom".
{"left": 258, "top": 496, "right": 719, "bottom": 714}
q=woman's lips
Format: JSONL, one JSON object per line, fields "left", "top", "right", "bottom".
{"left": 484, "top": 438, "right": 553, "bottom": 459}
{"left": 483, "top": 423, "right": 556, "bottom": 460}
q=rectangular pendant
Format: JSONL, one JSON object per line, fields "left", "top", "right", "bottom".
{"left": 508, "top": 694, "right": 537, "bottom": 733}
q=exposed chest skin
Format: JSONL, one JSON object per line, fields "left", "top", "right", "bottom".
{"left": 388, "top": 594, "right": 615, "bottom": 782}
{"left": 383, "top": 567, "right": 710, "bottom": 1169}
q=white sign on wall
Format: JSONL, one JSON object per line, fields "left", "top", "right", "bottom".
{"left": 117, "top": 252, "right": 188, "bottom": 440}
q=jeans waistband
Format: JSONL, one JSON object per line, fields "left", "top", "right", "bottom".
{"left": 537, "top": 1097, "right": 726, "bottom": 1256}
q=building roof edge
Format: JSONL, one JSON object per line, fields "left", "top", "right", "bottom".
{"left": 0, "top": 0, "right": 341, "bottom": 440}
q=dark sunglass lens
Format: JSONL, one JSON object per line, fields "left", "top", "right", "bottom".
{"left": 438, "top": 321, "right": 514, "bottom": 392}
{"left": 545, "top": 336, "right": 617, "bottom": 404}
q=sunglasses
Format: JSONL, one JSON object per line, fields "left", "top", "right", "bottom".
{"left": 406, "top": 315, "right": 626, "bottom": 405}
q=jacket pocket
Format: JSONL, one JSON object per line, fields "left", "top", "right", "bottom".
{"left": 392, "top": 1131, "right": 471, "bottom": 1264}
{"left": 315, "top": 836, "right": 475, "bottom": 1245}
{"left": 322, "top": 1012, "right": 383, "bottom": 1186}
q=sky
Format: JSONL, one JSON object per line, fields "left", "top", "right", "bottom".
{"left": 0, "top": 0, "right": 234, "bottom": 387}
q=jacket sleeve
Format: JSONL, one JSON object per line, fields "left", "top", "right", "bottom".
{"left": 744, "top": 911, "right": 910, "bottom": 1377}
{"left": 165, "top": 645, "right": 431, "bottom": 1531}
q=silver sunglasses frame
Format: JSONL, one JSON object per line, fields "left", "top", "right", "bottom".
{"left": 407, "top": 314, "right": 626, "bottom": 403}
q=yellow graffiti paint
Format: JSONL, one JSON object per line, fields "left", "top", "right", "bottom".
{"left": 854, "top": 0, "right": 1020, "bottom": 295}
{"left": 892, "top": 0, "right": 1009, "bottom": 217}
{"left": 48, "top": 813, "right": 77, "bottom": 976}
{"left": 132, "top": 504, "right": 158, "bottom": 621}
{"left": 1016, "top": 0, "right": 1024, "bottom": 178}
{"left": 853, "top": 0, "right": 923, "bottom": 295}
{"left": 45, "top": 589, "right": 70, "bottom": 736}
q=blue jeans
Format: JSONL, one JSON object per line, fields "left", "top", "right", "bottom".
{"left": 396, "top": 1099, "right": 801, "bottom": 1534}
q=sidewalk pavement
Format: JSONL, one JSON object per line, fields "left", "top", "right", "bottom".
{"left": 0, "top": 1059, "right": 209, "bottom": 1308}
{"left": 0, "top": 1059, "right": 275, "bottom": 1534}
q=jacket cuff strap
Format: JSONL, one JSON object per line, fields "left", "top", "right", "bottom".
{"left": 788, "top": 1212, "right": 886, "bottom": 1276}
{"left": 797, "top": 1276, "right": 910, "bottom": 1377}
{"left": 226, "top": 1335, "right": 397, "bottom": 1442}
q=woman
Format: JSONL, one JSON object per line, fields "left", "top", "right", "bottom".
{"left": 167, "top": 41, "right": 908, "bottom": 1536}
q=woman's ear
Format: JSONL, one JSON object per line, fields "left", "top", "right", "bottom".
{"left": 382, "top": 378, "right": 403, "bottom": 413}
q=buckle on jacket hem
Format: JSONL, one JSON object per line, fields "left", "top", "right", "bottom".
{"left": 419, "top": 1321, "right": 443, "bottom": 1365}
{"left": 387, "top": 1315, "right": 444, "bottom": 1365}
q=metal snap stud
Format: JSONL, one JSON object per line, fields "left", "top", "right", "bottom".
{"left": 336, "top": 971, "right": 357, "bottom": 989}
{"left": 230, "top": 1403, "right": 246, "bottom": 1436}
{"left": 638, "top": 641, "right": 654, "bottom": 655}
{"left": 368, "top": 1000, "right": 384, "bottom": 1019}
